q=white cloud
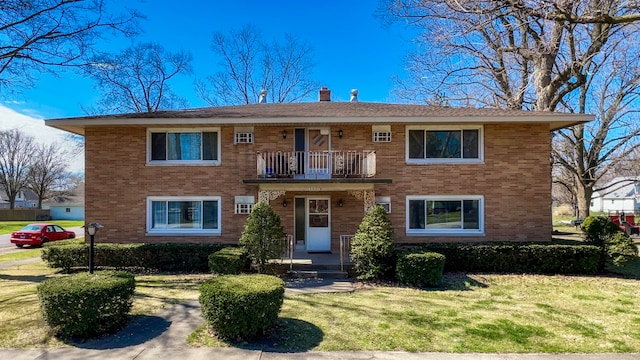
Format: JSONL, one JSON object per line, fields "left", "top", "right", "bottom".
{"left": 0, "top": 105, "right": 85, "bottom": 173}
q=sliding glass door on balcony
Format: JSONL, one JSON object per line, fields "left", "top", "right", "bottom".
{"left": 295, "top": 128, "right": 331, "bottom": 179}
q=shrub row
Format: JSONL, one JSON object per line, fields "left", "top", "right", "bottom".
{"left": 396, "top": 252, "right": 446, "bottom": 287}
{"left": 41, "top": 243, "right": 224, "bottom": 272}
{"left": 37, "top": 271, "right": 135, "bottom": 338}
{"left": 208, "top": 247, "right": 250, "bottom": 275}
{"left": 200, "top": 274, "right": 284, "bottom": 340}
{"left": 397, "top": 243, "right": 602, "bottom": 274}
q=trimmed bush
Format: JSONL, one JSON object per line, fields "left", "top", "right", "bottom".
{"left": 397, "top": 252, "right": 446, "bottom": 287}
{"left": 608, "top": 231, "right": 639, "bottom": 266}
{"left": 397, "top": 243, "right": 602, "bottom": 274}
{"left": 239, "top": 201, "right": 286, "bottom": 273}
{"left": 37, "top": 271, "right": 135, "bottom": 338}
{"left": 41, "top": 243, "right": 225, "bottom": 272}
{"left": 351, "top": 205, "right": 396, "bottom": 280}
{"left": 199, "top": 274, "right": 284, "bottom": 340}
{"left": 208, "top": 247, "right": 250, "bottom": 274}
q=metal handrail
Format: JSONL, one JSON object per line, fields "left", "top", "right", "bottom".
{"left": 339, "top": 234, "right": 354, "bottom": 272}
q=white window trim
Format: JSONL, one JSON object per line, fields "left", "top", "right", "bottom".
{"left": 405, "top": 125, "right": 484, "bottom": 164}
{"left": 146, "top": 196, "right": 222, "bottom": 236}
{"left": 146, "top": 128, "right": 222, "bottom": 166}
{"left": 405, "top": 195, "right": 484, "bottom": 236}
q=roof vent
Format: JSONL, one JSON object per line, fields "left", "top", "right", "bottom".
{"left": 258, "top": 89, "right": 267, "bottom": 104}
{"left": 350, "top": 89, "right": 359, "bottom": 102}
{"left": 319, "top": 87, "right": 331, "bottom": 102}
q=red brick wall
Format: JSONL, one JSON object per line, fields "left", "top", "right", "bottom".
{"left": 84, "top": 122, "right": 551, "bottom": 246}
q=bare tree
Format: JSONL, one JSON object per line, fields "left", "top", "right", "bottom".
{"left": 197, "top": 25, "right": 318, "bottom": 105}
{"left": 381, "top": 0, "right": 640, "bottom": 217}
{"left": 26, "top": 142, "right": 71, "bottom": 209}
{"left": 0, "top": 0, "right": 141, "bottom": 94}
{"left": 82, "top": 42, "right": 193, "bottom": 114}
{"left": 0, "top": 129, "right": 36, "bottom": 209}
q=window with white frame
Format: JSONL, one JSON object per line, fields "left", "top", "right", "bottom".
{"left": 148, "top": 129, "right": 220, "bottom": 164}
{"left": 406, "top": 195, "right": 483, "bottom": 235}
{"left": 147, "top": 196, "right": 221, "bottom": 235}
{"left": 406, "top": 125, "right": 482, "bottom": 163}
{"left": 375, "top": 196, "right": 391, "bottom": 213}
{"left": 234, "top": 196, "right": 255, "bottom": 214}
{"left": 234, "top": 127, "right": 254, "bottom": 144}
{"left": 372, "top": 125, "right": 392, "bottom": 142}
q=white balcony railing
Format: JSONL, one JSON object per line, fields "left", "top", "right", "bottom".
{"left": 257, "top": 151, "right": 376, "bottom": 179}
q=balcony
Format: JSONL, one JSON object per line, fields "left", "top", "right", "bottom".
{"left": 256, "top": 150, "right": 376, "bottom": 179}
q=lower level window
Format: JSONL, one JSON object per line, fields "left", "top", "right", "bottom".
{"left": 406, "top": 196, "right": 483, "bottom": 235}
{"left": 147, "top": 196, "right": 221, "bottom": 235}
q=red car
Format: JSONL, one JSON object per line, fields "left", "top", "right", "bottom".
{"left": 10, "top": 223, "right": 76, "bottom": 247}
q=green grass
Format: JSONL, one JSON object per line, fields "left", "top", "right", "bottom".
{"left": 0, "top": 221, "right": 84, "bottom": 235}
{"left": 0, "top": 248, "right": 43, "bottom": 264}
{"left": 190, "top": 271, "right": 640, "bottom": 353}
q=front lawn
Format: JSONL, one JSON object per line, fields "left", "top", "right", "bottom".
{"left": 0, "top": 221, "right": 84, "bottom": 235}
{"left": 3, "top": 258, "right": 640, "bottom": 352}
{"left": 188, "top": 272, "right": 640, "bottom": 352}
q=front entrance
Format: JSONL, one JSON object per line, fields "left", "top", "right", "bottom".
{"left": 295, "top": 196, "right": 331, "bottom": 252}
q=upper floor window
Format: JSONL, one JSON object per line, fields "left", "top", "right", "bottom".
{"left": 148, "top": 129, "right": 220, "bottom": 165}
{"left": 372, "top": 125, "right": 392, "bottom": 142}
{"left": 234, "top": 126, "right": 254, "bottom": 144}
{"left": 406, "top": 125, "right": 482, "bottom": 164}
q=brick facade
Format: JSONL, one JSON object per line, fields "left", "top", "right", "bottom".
{"left": 85, "top": 122, "right": 552, "bottom": 247}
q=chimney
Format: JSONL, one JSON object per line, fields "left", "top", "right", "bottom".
{"left": 319, "top": 87, "right": 331, "bottom": 102}
{"left": 350, "top": 89, "right": 359, "bottom": 102}
{"left": 258, "top": 89, "right": 267, "bottom": 104}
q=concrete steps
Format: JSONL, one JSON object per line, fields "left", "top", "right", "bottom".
{"left": 287, "top": 270, "right": 349, "bottom": 279}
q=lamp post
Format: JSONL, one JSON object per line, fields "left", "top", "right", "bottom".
{"left": 84, "top": 222, "right": 103, "bottom": 274}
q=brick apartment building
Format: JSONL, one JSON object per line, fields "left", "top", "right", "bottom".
{"left": 46, "top": 88, "right": 591, "bottom": 252}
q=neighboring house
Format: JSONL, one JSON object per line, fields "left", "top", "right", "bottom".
{"left": 590, "top": 177, "right": 640, "bottom": 214}
{"left": 42, "top": 183, "right": 85, "bottom": 220}
{"left": 0, "top": 190, "right": 38, "bottom": 209}
{"left": 46, "top": 88, "right": 592, "bottom": 250}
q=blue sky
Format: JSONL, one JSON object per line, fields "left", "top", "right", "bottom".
{"left": 4, "top": 0, "right": 412, "bottom": 120}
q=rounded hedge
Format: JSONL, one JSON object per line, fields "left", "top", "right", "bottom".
{"left": 199, "top": 274, "right": 285, "bottom": 340}
{"left": 397, "top": 252, "right": 446, "bottom": 287}
{"left": 37, "top": 271, "right": 135, "bottom": 338}
{"left": 208, "top": 247, "right": 250, "bottom": 275}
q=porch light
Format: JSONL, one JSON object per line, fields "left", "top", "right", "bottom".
{"left": 338, "top": 129, "right": 343, "bottom": 138}
{"left": 338, "top": 199, "right": 344, "bottom": 207}
{"left": 83, "top": 222, "right": 104, "bottom": 274}
{"left": 282, "top": 130, "right": 287, "bottom": 139}
{"left": 282, "top": 199, "right": 288, "bottom": 207}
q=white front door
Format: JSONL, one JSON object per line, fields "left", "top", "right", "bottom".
{"left": 306, "top": 197, "right": 331, "bottom": 252}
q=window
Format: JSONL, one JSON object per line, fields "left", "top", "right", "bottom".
{"left": 375, "top": 196, "right": 391, "bottom": 213}
{"left": 406, "top": 125, "right": 482, "bottom": 163}
{"left": 406, "top": 195, "right": 483, "bottom": 235}
{"left": 148, "top": 129, "right": 220, "bottom": 164}
{"left": 147, "top": 196, "right": 221, "bottom": 235}
{"left": 234, "top": 196, "right": 255, "bottom": 214}
{"left": 234, "top": 127, "right": 254, "bottom": 144}
{"left": 65, "top": 208, "right": 71, "bottom": 213}
{"left": 372, "top": 125, "right": 392, "bottom": 142}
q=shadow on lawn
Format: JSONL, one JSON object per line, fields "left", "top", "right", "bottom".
{"left": 72, "top": 315, "right": 171, "bottom": 349}
{"left": 234, "top": 318, "right": 324, "bottom": 352}
{"left": 441, "top": 272, "right": 489, "bottom": 291}
{"left": 0, "top": 274, "right": 47, "bottom": 283}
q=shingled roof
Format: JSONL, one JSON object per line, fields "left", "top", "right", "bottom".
{"left": 46, "top": 102, "right": 593, "bottom": 135}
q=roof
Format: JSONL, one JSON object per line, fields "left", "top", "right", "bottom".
{"left": 594, "top": 177, "right": 640, "bottom": 199}
{"left": 45, "top": 102, "right": 593, "bottom": 136}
